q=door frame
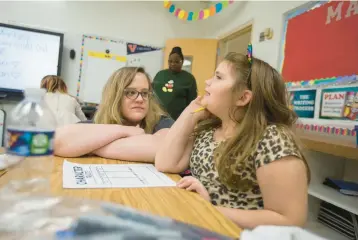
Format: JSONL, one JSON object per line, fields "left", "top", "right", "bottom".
{"left": 217, "top": 21, "right": 253, "bottom": 63}
{"left": 0, "top": 109, "right": 5, "bottom": 147}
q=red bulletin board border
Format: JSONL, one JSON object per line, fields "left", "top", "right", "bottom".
{"left": 279, "top": 1, "right": 358, "bottom": 86}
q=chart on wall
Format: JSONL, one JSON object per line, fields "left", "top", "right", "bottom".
{"left": 280, "top": 1, "right": 358, "bottom": 86}
{"left": 288, "top": 90, "right": 316, "bottom": 118}
{"left": 320, "top": 87, "right": 358, "bottom": 121}
{"left": 78, "top": 36, "right": 163, "bottom": 104}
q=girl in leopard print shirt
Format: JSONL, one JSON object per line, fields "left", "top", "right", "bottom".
{"left": 155, "top": 52, "right": 309, "bottom": 229}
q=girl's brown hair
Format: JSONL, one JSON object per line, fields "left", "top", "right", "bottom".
{"left": 94, "top": 67, "right": 166, "bottom": 134}
{"left": 40, "top": 75, "right": 68, "bottom": 93}
{"left": 196, "top": 53, "right": 309, "bottom": 188}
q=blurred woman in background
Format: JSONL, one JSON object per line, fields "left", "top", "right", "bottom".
{"left": 41, "top": 75, "right": 87, "bottom": 126}
{"left": 153, "top": 46, "right": 197, "bottom": 120}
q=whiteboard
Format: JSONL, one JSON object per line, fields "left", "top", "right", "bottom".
{"left": 0, "top": 24, "right": 62, "bottom": 91}
{"left": 82, "top": 56, "right": 126, "bottom": 104}
{"left": 79, "top": 36, "right": 126, "bottom": 103}
{"left": 127, "top": 50, "right": 163, "bottom": 81}
{"left": 78, "top": 36, "right": 163, "bottom": 103}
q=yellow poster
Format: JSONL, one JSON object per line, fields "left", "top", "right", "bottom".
{"left": 88, "top": 51, "right": 126, "bottom": 62}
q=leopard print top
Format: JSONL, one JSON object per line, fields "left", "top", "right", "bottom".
{"left": 189, "top": 125, "right": 302, "bottom": 210}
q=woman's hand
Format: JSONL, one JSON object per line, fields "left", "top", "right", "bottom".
{"left": 183, "top": 96, "right": 211, "bottom": 122}
{"left": 177, "top": 176, "right": 210, "bottom": 202}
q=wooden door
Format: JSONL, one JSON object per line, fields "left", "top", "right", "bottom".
{"left": 164, "top": 39, "right": 218, "bottom": 96}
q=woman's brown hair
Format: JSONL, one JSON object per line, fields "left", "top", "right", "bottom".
{"left": 94, "top": 67, "right": 166, "bottom": 134}
{"left": 196, "top": 53, "right": 309, "bottom": 188}
{"left": 40, "top": 75, "right": 68, "bottom": 93}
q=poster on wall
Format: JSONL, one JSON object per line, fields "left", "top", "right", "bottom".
{"left": 288, "top": 90, "right": 316, "bottom": 118}
{"left": 281, "top": 1, "right": 358, "bottom": 83}
{"left": 320, "top": 87, "right": 358, "bottom": 121}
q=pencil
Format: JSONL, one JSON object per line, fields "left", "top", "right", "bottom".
{"left": 191, "top": 107, "right": 205, "bottom": 113}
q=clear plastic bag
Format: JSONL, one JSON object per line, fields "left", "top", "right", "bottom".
{"left": 0, "top": 183, "right": 234, "bottom": 240}
{"left": 0, "top": 178, "right": 322, "bottom": 240}
{"left": 0, "top": 160, "right": 52, "bottom": 197}
{"left": 0, "top": 190, "right": 101, "bottom": 239}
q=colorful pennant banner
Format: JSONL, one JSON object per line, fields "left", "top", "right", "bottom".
{"left": 164, "top": 0, "right": 234, "bottom": 21}
{"left": 127, "top": 43, "right": 161, "bottom": 55}
{"left": 295, "top": 123, "right": 356, "bottom": 137}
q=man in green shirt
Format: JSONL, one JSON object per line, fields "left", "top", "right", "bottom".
{"left": 153, "top": 47, "right": 197, "bottom": 120}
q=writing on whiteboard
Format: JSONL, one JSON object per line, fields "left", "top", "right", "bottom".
{"left": 0, "top": 60, "right": 21, "bottom": 80}
{"left": 0, "top": 28, "right": 30, "bottom": 41}
{"left": 0, "top": 71, "right": 21, "bottom": 79}
{"left": 0, "top": 27, "right": 48, "bottom": 53}
{"left": 0, "top": 40, "right": 48, "bottom": 53}
{"left": 0, "top": 25, "right": 61, "bottom": 91}
{"left": 0, "top": 61, "right": 20, "bottom": 68}
{"left": 128, "top": 58, "right": 141, "bottom": 66}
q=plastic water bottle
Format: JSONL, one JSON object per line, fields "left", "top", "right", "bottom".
{"left": 4, "top": 88, "right": 56, "bottom": 193}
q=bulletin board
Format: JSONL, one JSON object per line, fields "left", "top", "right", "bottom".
{"left": 77, "top": 35, "right": 163, "bottom": 104}
{"left": 279, "top": 1, "right": 358, "bottom": 87}
{"left": 320, "top": 87, "right": 358, "bottom": 121}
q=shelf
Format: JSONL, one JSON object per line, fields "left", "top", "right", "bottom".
{"left": 298, "top": 133, "right": 358, "bottom": 161}
{"left": 305, "top": 221, "right": 350, "bottom": 240}
{"left": 308, "top": 183, "right": 358, "bottom": 215}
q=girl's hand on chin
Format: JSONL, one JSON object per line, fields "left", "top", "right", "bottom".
{"left": 184, "top": 96, "right": 211, "bottom": 122}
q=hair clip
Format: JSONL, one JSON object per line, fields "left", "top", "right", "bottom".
{"left": 247, "top": 43, "right": 253, "bottom": 66}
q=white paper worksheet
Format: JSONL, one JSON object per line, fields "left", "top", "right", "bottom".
{"left": 62, "top": 160, "right": 176, "bottom": 189}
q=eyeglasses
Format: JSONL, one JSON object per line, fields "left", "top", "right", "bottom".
{"left": 124, "top": 89, "right": 152, "bottom": 100}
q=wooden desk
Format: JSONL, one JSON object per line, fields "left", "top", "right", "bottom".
{"left": 298, "top": 133, "right": 358, "bottom": 161}
{"left": 0, "top": 155, "right": 242, "bottom": 238}
{"left": 0, "top": 169, "right": 6, "bottom": 177}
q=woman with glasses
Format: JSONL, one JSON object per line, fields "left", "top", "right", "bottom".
{"left": 41, "top": 75, "right": 87, "bottom": 126}
{"left": 153, "top": 46, "right": 198, "bottom": 120}
{"left": 54, "top": 67, "right": 174, "bottom": 162}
